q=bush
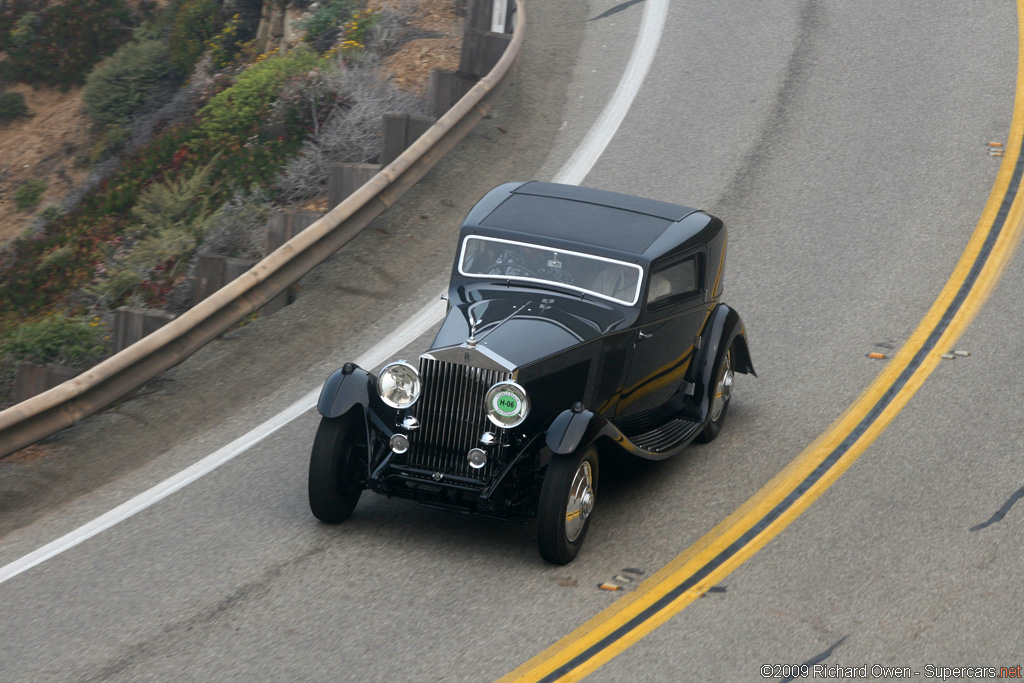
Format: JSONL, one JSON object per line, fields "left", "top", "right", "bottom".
{"left": 194, "top": 47, "right": 321, "bottom": 147}
{"left": 0, "top": 0, "right": 41, "bottom": 52}
{"left": 168, "top": 0, "right": 221, "bottom": 73}
{"left": 199, "top": 188, "right": 269, "bottom": 260}
{"left": 275, "top": 61, "right": 423, "bottom": 202}
{"left": 14, "top": 179, "right": 46, "bottom": 210}
{"left": 87, "top": 163, "right": 221, "bottom": 308}
{"left": 0, "top": 91, "right": 30, "bottom": 123}
{"left": 1, "top": 314, "right": 108, "bottom": 368}
{"left": 296, "top": 0, "right": 354, "bottom": 50}
{"left": 83, "top": 38, "right": 177, "bottom": 126}
{"left": 4, "top": 0, "right": 135, "bottom": 88}
{"left": 87, "top": 125, "right": 134, "bottom": 165}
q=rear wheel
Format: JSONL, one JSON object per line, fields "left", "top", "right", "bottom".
{"left": 695, "top": 343, "right": 734, "bottom": 443}
{"left": 537, "top": 447, "right": 598, "bottom": 565}
{"left": 308, "top": 412, "right": 365, "bottom": 523}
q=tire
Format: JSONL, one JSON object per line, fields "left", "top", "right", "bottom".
{"left": 695, "top": 342, "right": 735, "bottom": 444}
{"left": 537, "top": 447, "right": 598, "bottom": 565}
{"left": 308, "top": 412, "right": 365, "bottom": 523}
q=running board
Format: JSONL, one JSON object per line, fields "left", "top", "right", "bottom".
{"left": 629, "top": 418, "right": 703, "bottom": 453}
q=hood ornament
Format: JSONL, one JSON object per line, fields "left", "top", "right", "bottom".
{"left": 465, "top": 301, "right": 532, "bottom": 349}
{"left": 467, "top": 312, "right": 480, "bottom": 348}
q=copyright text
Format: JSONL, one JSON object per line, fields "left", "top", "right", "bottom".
{"left": 759, "top": 664, "right": 1023, "bottom": 680}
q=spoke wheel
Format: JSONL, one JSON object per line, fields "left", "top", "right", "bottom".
{"left": 308, "top": 412, "right": 365, "bottom": 523}
{"left": 537, "top": 447, "right": 598, "bottom": 565}
{"left": 696, "top": 344, "right": 735, "bottom": 443}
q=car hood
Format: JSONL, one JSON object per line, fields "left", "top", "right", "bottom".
{"left": 429, "top": 289, "right": 631, "bottom": 368}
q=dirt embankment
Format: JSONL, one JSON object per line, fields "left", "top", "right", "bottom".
{"left": 0, "top": 85, "right": 94, "bottom": 243}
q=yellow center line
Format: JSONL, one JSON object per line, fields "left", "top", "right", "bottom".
{"left": 497, "top": 3, "right": 1024, "bottom": 681}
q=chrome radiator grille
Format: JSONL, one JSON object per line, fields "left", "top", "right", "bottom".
{"left": 409, "top": 357, "right": 512, "bottom": 480}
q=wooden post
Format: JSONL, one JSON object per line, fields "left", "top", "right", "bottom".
{"left": 459, "top": 29, "right": 511, "bottom": 77}
{"left": 327, "top": 163, "right": 381, "bottom": 210}
{"left": 380, "top": 114, "right": 437, "bottom": 166}
{"left": 464, "top": 0, "right": 492, "bottom": 31}
{"left": 113, "top": 307, "right": 176, "bottom": 353}
{"left": 427, "top": 69, "right": 478, "bottom": 118}
{"left": 14, "top": 363, "right": 79, "bottom": 403}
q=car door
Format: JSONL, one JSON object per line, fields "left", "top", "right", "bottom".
{"left": 615, "top": 252, "right": 709, "bottom": 420}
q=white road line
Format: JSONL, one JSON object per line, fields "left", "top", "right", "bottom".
{"left": 0, "top": 0, "right": 669, "bottom": 586}
{"left": 555, "top": 0, "right": 670, "bottom": 185}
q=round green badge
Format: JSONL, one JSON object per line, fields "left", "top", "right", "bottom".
{"left": 493, "top": 391, "right": 520, "bottom": 416}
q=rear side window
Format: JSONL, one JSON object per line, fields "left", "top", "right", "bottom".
{"left": 648, "top": 256, "right": 700, "bottom": 307}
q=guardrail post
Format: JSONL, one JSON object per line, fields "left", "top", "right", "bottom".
{"left": 193, "top": 254, "right": 227, "bottom": 306}
{"left": 465, "top": 0, "right": 513, "bottom": 33}
{"left": 380, "top": 114, "right": 438, "bottom": 166}
{"left": 14, "top": 363, "right": 79, "bottom": 403}
{"left": 193, "top": 255, "right": 258, "bottom": 306}
{"left": 263, "top": 209, "right": 322, "bottom": 315}
{"left": 459, "top": 29, "right": 512, "bottom": 76}
{"left": 427, "top": 69, "right": 478, "bottom": 118}
{"left": 465, "top": 0, "right": 491, "bottom": 30}
{"left": 266, "top": 208, "right": 322, "bottom": 253}
{"left": 328, "top": 163, "right": 381, "bottom": 209}
{"left": 113, "top": 307, "right": 177, "bottom": 354}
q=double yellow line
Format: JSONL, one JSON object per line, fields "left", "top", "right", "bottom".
{"left": 498, "top": 5, "right": 1024, "bottom": 682}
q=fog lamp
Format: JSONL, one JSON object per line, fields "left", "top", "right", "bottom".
{"left": 390, "top": 434, "right": 409, "bottom": 454}
{"left": 467, "top": 448, "right": 487, "bottom": 469}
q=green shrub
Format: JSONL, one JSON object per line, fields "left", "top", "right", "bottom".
{"left": 0, "top": 0, "right": 40, "bottom": 52}
{"left": 1, "top": 314, "right": 108, "bottom": 368}
{"left": 296, "top": 0, "right": 353, "bottom": 49}
{"left": 37, "top": 206, "right": 64, "bottom": 225}
{"left": 195, "top": 48, "right": 321, "bottom": 147}
{"left": 14, "top": 179, "right": 46, "bottom": 211}
{"left": 83, "top": 38, "right": 176, "bottom": 126}
{"left": 131, "top": 160, "right": 218, "bottom": 240}
{"left": 88, "top": 125, "right": 133, "bottom": 165}
{"left": 0, "top": 92, "right": 30, "bottom": 123}
{"left": 168, "top": 0, "right": 221, "bottom": 73}
{"left": 4, "top": 0, "right": 135, "bottom": 88}
{"left": 88, "top": 163, "right": 221, "bottom": 307}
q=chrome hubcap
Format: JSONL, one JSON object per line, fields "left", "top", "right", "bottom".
{"left": 565, "top": 460, "right": 595, "bottom": 543}
{"left": 710, "top": 351, "right": 733, "bottom": 422}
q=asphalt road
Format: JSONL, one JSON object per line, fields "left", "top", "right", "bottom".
{"left": 1, "top": 0, "right": 1021, "bottom": 681}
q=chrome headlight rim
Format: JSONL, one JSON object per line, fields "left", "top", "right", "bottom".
{"left": 484, "top": 380, "right": 530, "bottom": 429}
{"left": 377, "top": 360, "right": 421, "bottom": 409}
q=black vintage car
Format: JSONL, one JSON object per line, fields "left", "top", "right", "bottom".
{"left": 309, "top": 181, "right": 755, "bottom": 564}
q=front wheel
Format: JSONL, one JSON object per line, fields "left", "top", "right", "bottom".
{"left": 695, "top": 343, "right": 735, "bottom": 443}
{"left": 308, "top": 412, "right": 365, "bottom": 523}
{"left": 537, "top": 447, "right": 599, "bottom": 565}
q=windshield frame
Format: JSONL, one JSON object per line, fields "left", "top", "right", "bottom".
{"left": 457, "top": 235, "right": 644, "bottom": 306}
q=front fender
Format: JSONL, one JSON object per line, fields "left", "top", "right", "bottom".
{"left": 545, "top": 407, "right": 616, "bottom": 457}
{"left": 689, "top": 303, "right": 755, "bottom": 421}
{"left": 317, "top": 363, "right": 375, "bottom": 418}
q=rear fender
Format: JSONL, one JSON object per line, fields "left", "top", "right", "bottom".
{"left": 317, "top": 363, "right": 375, "bottom": 418}
{"left": 687, "top": 303, "right": 755, "bottom": 421}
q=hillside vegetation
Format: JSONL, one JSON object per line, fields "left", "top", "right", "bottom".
{"left": 0, "top": 0, "right": 456, "bottom": 408}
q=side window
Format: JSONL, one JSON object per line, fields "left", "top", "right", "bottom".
{"left": 648, "top": 256, "right": 701, "bottom": 308}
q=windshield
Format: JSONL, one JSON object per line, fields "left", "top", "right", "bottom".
{"left": 458, "top": 235, "right": 643, "bottom": 305}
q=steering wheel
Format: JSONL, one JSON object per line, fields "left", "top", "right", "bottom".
{"left": 488, "top": 264, "right": 541, "bottom": 279}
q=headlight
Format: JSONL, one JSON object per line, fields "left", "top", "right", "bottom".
{"left": 377, "top": 361, "right": 421, "bottom": 408}
{"left": 485, "top": 380, "right": 530, "bottom": 428}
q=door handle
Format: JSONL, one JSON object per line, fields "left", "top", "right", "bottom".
{"left": 638, "top": 331, "right": 653, "bottom": 340}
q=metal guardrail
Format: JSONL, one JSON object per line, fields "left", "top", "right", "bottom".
{"left": 0, "top": 2, "right": 525, "bottom": 459}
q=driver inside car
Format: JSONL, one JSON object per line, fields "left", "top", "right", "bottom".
{"left": 487, "top": 245, "right": 575, "bottom": 285}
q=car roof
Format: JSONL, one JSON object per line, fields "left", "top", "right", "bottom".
{"left": 460, "top": 182, "right": 714, "bottom": 263}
